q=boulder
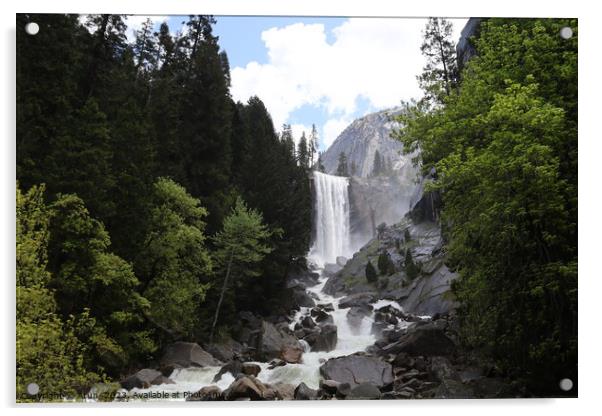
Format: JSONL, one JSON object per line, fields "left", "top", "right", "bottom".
{"left": 272, "top": 383, "right": 295, "bottom": 400}
{"left": 267, "top": 358, "right": 287, "bottom": 370}
{"left": 252, "top": 321, "right": 303, "bottom": 361}
{"left": 223, "top": 376, "right": 276, "bottom": 401}
{"left": 294, "top": 382, "right": 319, "bottom": 400}
{"left": 381, "top": 324, "right": 456, "bottom": 357}
{"left": 186, "top": 385, "right": 224, "bottom": 401}
{"left": 338, "top": 292, "right": 377, "bottom": 309}
{"left": 281, "top": 345, "right": 304, "bottom": 364}
{"left": 203, "top": 337, "right": 245, "bottom": 363}
{"left": 241, "top": 362, "right": 261, "bottom": 377}
{"left": 319, "top": 379, "right": 341, "bottom": 395}
{"left": 429, "top": 356, "right": 458, "bottom": 382}
{"left": 160, "top": 342, "right": 221, "bottom": 375}
{"left": 305, "top": 324, "right": 337, "bottom": 352}
{"left": 292, "top": 288, "right": 316, "bottom": 309}
{"left": 311, "top": 307, "right": 333, "bottom": 324}
{"left": 320, "top": 355, "right": 393, "bottom": 388}
{"left": 318, "top": 303, "right": 335, "bottom": 312}
{"left": 301, "top": 316, "right": 316, "bottom": 329}
{"left": 347, "top": 382, "right": 382, "bottom": 400}
{"left": 213, "top": 360, "right": 243, "bottom": 382}
{"left": 120, "top": 368, "right": 164, "bottom": 390}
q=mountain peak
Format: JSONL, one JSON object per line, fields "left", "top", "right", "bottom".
{"left": 321, "top": 108, "right": 409, "bottom": 178}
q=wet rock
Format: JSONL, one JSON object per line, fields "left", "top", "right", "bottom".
{"left": 223, "top": 376, "right": 276, "bottom": 401}
{"left": 120, "top": 368, "right": 164, "bottom": 390}
{"left": 241, "top": 362, "right": 261, "bottom": 377}
{"left": 267, "top": 359, "right": 286, "bottom": 370}
{"left": 319, "top": 379, "right": 341, "bottom": 395}
{"left": 251, "top": 320, "right": 303, "bottom": 362}
{"left": 339, "top": 292, "right": 377, "bottom": 309}
{"left": 301, "top": 316, "right": 316, "bottom": 329}
{"left": 434, "top": 379, "right": 474, "bottom": 399}
{"left": 292, "top": 289, "right": 316, "bottom": 309}
{"left": 304, "top": 323, "right": 337, "bottom": 352}
{"left": 294, "top": 382, "right": 319, "bottom": 400}
{"left": 186, "top": 385, "right": 224, "bottom": 401}
{"left": 311, "top": 307, "right": 333, "bottom": 324}
{"left": 381, "top": 323, "right": 456, "bottom": 357}
{"left": 272, "top": 382, "right": 295, "bottom": 400}
{"left": 213, "top": 360, "right": 243, "bottom": 382}
{"left": 160, "top": 342, "right": 222, "bottom": 375}
{"left": 318, "top": 303, "right": 335, "bottom": 312}
{"left": 281, "top": 345, "right": 304, "bottom": 364}
{"left": 203, "top": 338, "right": 245, "bottom": 363}
{"left": 347, "top": 382, "right": 382, "bottom": 399}
{"left": 429, "top": 356, "right": 458, "bottom": 382}
{"left": 320, "top": 354, "right": 393, "bottom": 388}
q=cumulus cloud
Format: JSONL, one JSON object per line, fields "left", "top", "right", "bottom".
{"left": 230, "top": 18, "right": 467, "bottom": 150}
{"left": 125, "top": 15, "right": 168, "bottom": 42}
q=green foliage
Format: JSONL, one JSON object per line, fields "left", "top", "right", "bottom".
{"left": 404, "top": 250, "right": 419, "bottom": 280}
{"left": 16, "top": 184, "right": 101, "bottom": 402}
{"left": 139, "top": 178, "right": 212, "bottom": 340}
{"left": 377, "top": 251, "right": 395, "bottom": 276}
{"left": 47, "top": 193, "right": 152, "bottom": 373}
{"left": 417, "top": 17, "right": 458, "bottom": 106}
{"left": 297, "top": 131, "right": 310, "bottom": 169}
{"left": 365, "top": 261, "right": 377, "bottom": 283}
{"left": 336, "top": 152, "right": 349, "bottom": 176}
{"left": 395, "top": 18, "right": 577, "bottom": 393}
{"left": 210, "top": 197, "right": 276, "bottom": 334}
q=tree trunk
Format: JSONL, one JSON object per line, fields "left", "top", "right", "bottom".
{"left": 209, "top": 249, "right": 234, "bottom": 344}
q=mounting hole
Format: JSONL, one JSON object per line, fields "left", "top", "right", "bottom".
{"left": 559, "top": 378, "right": 573, "bottom": 391}
{"left": 559, "top": 27, "right": 573, "bottom": 40}
{"left": 26, "top": 382, "right": 40, "bottom": 395}
{"left": 25, "top": 22, "right": 39, "bottom": 35}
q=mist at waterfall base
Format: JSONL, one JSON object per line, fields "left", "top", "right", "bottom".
{"left": 116, "top": 171, "right": 411, "bottom": 401}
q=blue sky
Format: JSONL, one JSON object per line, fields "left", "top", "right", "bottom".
{"left": 126, "top": 15, "right": 467, "bottom": 152}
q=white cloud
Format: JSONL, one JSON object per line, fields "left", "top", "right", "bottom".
{"left": 323, "top": 116, "right": 352, "bottom": 149}
{"left": 125, "top": 15, "right": 168, "bottom": 43}
{"left": 230, "top": 18, "right": 468, "bottom": 150}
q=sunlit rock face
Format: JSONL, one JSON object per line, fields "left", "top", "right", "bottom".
{"left": 321, "top": 108, "right": 409, "bottom": 178}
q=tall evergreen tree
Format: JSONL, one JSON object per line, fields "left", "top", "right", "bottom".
{"left": 297, "top": 131, "right": 310, "bottom": 169}
{"left": 336, "top": 152, "right": 349, "bottom": 177}
{"left": 417, "top": 17, "right": 458, "bottom": 106}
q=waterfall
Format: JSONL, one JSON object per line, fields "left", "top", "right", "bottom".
{"left": 310, "top": 171, "right": 351, "bottom": 266}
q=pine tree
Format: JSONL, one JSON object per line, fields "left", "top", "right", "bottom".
{"left": 336, "top": 152, "right": 349, "bottom": 177}
{"left": 297, "top": 131, "right": 310, "bottom": 169}
{"left": 404, "top": 249, "right": 419, "bottom": 280}
{"left": 350, "top": 160, "right": 357, "bottom": 176}
{"left": 210, "top": 197, "right": 275, "bottom": 342}
{"left": 372, "top": 150, "right": 382, "bottom": 176}
{"left": 317, "top": 153, "right": 326, "bottom": 173}
{"left": 365, "top": 261, "right": 377, "bottom": 283}
{"left": 418, "top": 17, "right": 458, "bottom": 106}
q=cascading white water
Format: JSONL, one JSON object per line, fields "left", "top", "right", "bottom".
{"left": 310, "top": 171, "right": 351, "bottom": 266}
{"left": 114, "top": 170, "right": 409, "bottom": 401}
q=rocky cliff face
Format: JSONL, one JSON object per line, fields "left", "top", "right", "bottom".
{"left": 319, "top": 108, "right": 419, "bottom": 250}
{"left": 321, "top": 108, "right": 413, "bottom": 178}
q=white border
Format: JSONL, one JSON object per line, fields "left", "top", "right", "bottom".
{"left": 1, "top": 1, "right": 599, "bottom": 415}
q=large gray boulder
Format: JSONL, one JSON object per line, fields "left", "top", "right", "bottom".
{"left": 160, "top": 342, "right": 221, "bottom": 374}
{"left": 120, "top": 368, "right": 173, "bottom": 390}
{"left": 382, "top": 323, "right": 456, "bottom": 357}
{"left": 320, "top": 355, "right": 393, "bottom": 388}
{"left": 304, "top": 324, "right": 337, "bottom": 352}
{"left": 346, "top": 306, "right": 372, "bottom": 330}
{"left": 338, "top": 292, "right": 377, "bottom": 309}
{"left": 252, "top": 321, "right": 303, "bottom": 362}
